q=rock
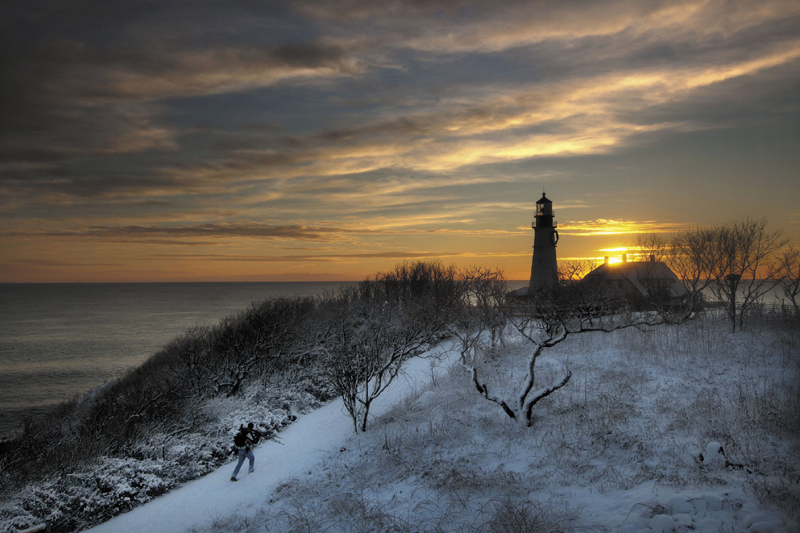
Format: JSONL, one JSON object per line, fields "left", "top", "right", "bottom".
{"left": 667, "top": 495, "right": 694, "bottom": 514}
{"left": 704, "top": 495, "right": 723, "bottom": 511}
{"left": 672, "top": 513, "right": 693, "bottom": 527}
{"left": 690, "top": 449, "right": 703, "bottom": 465}
{"left": 695, "top": 518, "right": 719, "bottom": 531}
{"left": 749, "top": 521, "right": 782, "bottom": 533}
{"left": 744, "top": 511, "right": 776, "bottom": 528}
{"left": 650, "top": 514, "right": 676, "bottom": 533}
{"left": 703, "top": 442, "right": 725, "bottom": 467}
{"left": 618, "top": 522, "right": 647, "bottom": 533}
{"left": 691, "top": 497, "right": 708, "bottom": 513}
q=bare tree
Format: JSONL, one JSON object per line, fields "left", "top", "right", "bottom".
{"left": 323, "top": 262, "right": 458, "bottom": 432}
{"left": 777, "top": 245, "right": 800, "bottom": 316}
{"left": 449, "top": 267, "right": 507, "bottom": 387}
{"left": 663, "top": 219, "right": 790, "bottom": 330}
{"left": 668, "top": 226, "right": 721, "bottom": 305}
{"left": 705, "top": 218, "right": 788, "bottom": 332}
{"left": 629, "top": 232, "right": 670, "bottom": 263}
{"left": 450, "top": 266, "right": 508, "bottom": 355}
{"left": 207, "top": 297, "right": 316, "bottom": 396}
{"left": 462, "top": 263, "right": 694, "bottom": 427}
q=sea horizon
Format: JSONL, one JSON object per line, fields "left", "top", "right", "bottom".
{"left": 0, "top": 279, "right": 531, "bottom": 440}
{"left": 0, "top": 281, "right": 360, "bottom": 440}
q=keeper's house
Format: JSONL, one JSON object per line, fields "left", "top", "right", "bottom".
{"left": 583, "top": 255, "right": 687, "bottom": 299}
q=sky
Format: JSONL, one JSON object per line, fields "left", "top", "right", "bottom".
{"left": 1, "top": 0, "right": 799, "bottom": 283}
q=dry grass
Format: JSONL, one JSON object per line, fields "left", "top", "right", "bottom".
{"left": 195, "top": 313, "right": 799, "bottom": 532}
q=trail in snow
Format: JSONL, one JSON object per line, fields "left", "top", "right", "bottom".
{"left": 85, "top": 346, "right": 453, "bottom": 533}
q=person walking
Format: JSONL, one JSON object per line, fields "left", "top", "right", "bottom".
{"left": 230, "top": 423, "right": 258, "bottom": 481}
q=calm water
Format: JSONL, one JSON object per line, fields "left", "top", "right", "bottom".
{"left": 0, "top": 282, "right": 352, "bottom": 440}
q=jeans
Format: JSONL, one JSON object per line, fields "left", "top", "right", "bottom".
{"left": 232, "top": 448, "right": 255, "bottom": 478}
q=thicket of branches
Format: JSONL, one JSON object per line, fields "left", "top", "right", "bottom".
{"left": 0, "top": 296, "right": 328, "bottom": 496}
{"left": 0, "top": 261, "right": 465, "bottom": 495}
{"left": 321, "top": 261, "right": 460, "bottom": 432}
{"left": 451, "top": 262, "right": 698, "bottom": 426}
{"left": 634, "top": 217, "right": 796, "bottom": 332}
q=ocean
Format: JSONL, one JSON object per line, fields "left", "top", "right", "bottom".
{"left": 0, "top": 282, "right": 353, "bottom": 440}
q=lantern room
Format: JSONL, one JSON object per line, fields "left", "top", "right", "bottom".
{"left": 533, "top": 192, "right": 556, "bottom": 228}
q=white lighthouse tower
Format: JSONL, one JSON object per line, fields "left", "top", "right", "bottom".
{"left": 528, "top": 192, "right": 559, "bottom": 293}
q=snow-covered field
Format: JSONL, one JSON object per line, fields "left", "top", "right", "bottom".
{"left": 86, "top": 313, "right": 800, "bottom": 533}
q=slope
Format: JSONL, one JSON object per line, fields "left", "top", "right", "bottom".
{"left": 83, "top": 344, "right": 455, "bottom": 533}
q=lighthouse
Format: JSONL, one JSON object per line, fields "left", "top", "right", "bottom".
{"left": 528, "top": 192, "right": 559, "bottom": 293}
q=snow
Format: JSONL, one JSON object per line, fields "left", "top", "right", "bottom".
{"left": 702, "top": 442, "right": 726, "bottom": 468}
{"left": 76, "top": 319, "right": 799, "bottom": 533}
{"left": 84, "top": 345, "right": 455, "bottom": 533}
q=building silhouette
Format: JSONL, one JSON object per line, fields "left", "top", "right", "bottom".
{"left": 528, "top": 192, "right": 559, "bottom": 293}
{"left": 583, "top": 254, "right": 687, "bottom": 298}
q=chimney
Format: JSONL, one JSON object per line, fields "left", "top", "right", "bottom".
{"left": 650, "top": 254, "right": 655, "bottom": 263}
{"left": 604, "top": 256, "right": 609, "bottom": 264}
{"left": 622, "top": 254, "right": 627, "bottom": 263}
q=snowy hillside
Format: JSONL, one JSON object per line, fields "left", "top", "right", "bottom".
{"left": 89, "top": 313, "right": 799, "bottom": 533}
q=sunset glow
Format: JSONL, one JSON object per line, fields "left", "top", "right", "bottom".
{"left": 1, "top": 1, "right": 798, "bottom": 282}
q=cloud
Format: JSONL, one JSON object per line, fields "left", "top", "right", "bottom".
{"left": 37, "top": 223, "right": 365, "bottom": 242}
{"left": 3, "top": 0, "right": 797, "bottom": 200}
{"left": 558, "top": 219, "right": 692, "bottom": 236}
{"left": 6, "top": 220, "right": 530, "bottom": 243}
{"left": 0, "top": 1, "right": 361, "bottom": 167}
{"left": 357, "top": 0, "right": 800, "bottom": 56}
{"left": 148, "top": 30, "right": 799, "bottom": 201}
{"left": 153, "top": 250, "right": 527, "bottom": 263}
{"left": 0, "top": 258, "right": 120, "bottom": 268}
{"left": 2, "top": 0, "right": 799, "bottom": 282}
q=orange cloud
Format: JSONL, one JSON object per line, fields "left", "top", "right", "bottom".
{"left": 559, "top": 219, "right": 691, "bottom": 236}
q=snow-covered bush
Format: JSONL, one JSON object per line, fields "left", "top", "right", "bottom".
{"left": 0, "top": 293, "right": 339, "bottom": 533}
{"left": 0, "top": 377, "right": 331, "bottom": 533}
{"left": 321, "top": 261, "right": 461, "bottom": 432}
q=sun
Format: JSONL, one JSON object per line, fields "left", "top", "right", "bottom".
{"left": 597, "top": 246, "right": 630, "bottom": 265}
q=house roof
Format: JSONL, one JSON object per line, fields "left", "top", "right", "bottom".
{"left": 584, "top": 260, "right": 687, "bottom": 297}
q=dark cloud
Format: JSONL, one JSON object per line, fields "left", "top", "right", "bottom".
{"left": 292, "top": 0, "right": 529, "bottom": 21}
{"left": 34, "top": 223, "right": 368, "bottom": 241}
{"left": 154, "top": 251, "right": 464, "bottom": 262}
{"left": 0, "top": 171, "right": 196, "bottom": 203}
{"left": 0, "top": 258, "right": 121, "bottom": 267}
{"left": 271, "top": 42, "right": 350, "bottom": 67}
{"left": 0, "top": 0, "right": 357, "bottom": 170}
{"left": 1, "top": 0, "right": 799, "bottom": 281}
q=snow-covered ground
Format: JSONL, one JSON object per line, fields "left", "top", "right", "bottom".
{"left": 84, "top": 345, "right": 456, "bottom": 533}
{"left": 81, "top": 316, "right": 799, "bottom": 533}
